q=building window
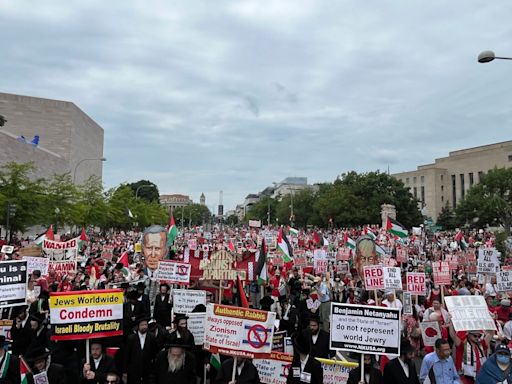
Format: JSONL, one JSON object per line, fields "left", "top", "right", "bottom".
{"left": 441, "top": 185, "right": 444, "bottom": 192}
{"left": 406, "top": 177, "right": 409, "bottom": 184}
{"left": 421, "top": 186, "right": 425, "bottom": 204}
{"left": 452, "top": 175, "right": 456, "bottom": 208}
{"left": 413, "top": 177, "right": 417, "bottom": 184}
{"left": 509, "top": 155, "right": 512, "bottom": 161}
{"left": 478, "top": 171, "right": 483, "bottom": 181}
{"left": 440, "top": 175, "right": 444, "bottom": 182}
{"left": 460, "top": 174, "right": 465, "bottom": 199}
{"left": 441, "top": 196, "right": 444, "bottom": 202}
{"left": 420, "top": 176, "right": 425, "bottom": 184}
{"left": 413, "top": 187, "right": 417, "bottom": 198}
{"left": 469, "top": 172, "right": 474, "bottom": 187}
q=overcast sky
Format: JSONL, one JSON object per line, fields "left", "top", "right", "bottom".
{"left": 1, "top": 1, "right": 512, "bottom": 211}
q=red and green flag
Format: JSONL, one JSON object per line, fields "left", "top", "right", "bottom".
{"left": 167, "top": 214, "right": 178, "bottom": 246}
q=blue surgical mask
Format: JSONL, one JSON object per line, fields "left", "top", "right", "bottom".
{"left": 497, "top": 354, "right": 510, "bottom": 364}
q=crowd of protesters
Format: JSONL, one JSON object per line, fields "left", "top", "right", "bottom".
{"left": 0, "top": 223, "right": 510, "bottom": 384}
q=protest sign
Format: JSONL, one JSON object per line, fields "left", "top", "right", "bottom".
{"left": 24, "top": 256, "right": 49, "bottom": 276}
{"left": 19, "top": 247, "right": 41, "bottom": 257}
{"left": 463, "top": 250, "right": 477, "bottom": 273}
{"left": 173, "top": 289, "right": 206, "bottom": 314}
{"left": 337, "top": 262, "right": 349, "bottom": 274}
{"left": 363, "top": 266, "right": 384, "bottom": 290}
{"left": 284, "top": 337, "right": 293, "bottom": 354}
{"left": 272, "top": 331, "right": 286, "bottom": 352}
{"left": 403, "top": 292, "right": 412, "bottom": 315}
{"left": 420, "top": 321, "right": 442, "bottom": 347}
{"left": 383, "top": 267, "right": 402, "bottom": 290}
{"left": 155, "top": 261, "right": 191, "bottom": 285}
{"left": 187, "top": 239, "right": 197, "bottom": 251}
{"left": 330, "top": 303, "right": 401, "bottom": 355}
{"left": 49, "top": 261, "right": 77, "bottom": 275}
{"left": 204, "top": 304, "right": 276, "bottom": 358}
{"left": 406, "top": 272, "right": 426, "bottom": 296}
{"left": 444, "top": 295, "right": 496, "bottom": 332}
{"left": 444, "top": 254, "right": 458, "bottom": 271}
{"left": 101, "top": 245, "right": 114, "bottom": 260}
{"left": 337, "top": 248, "right": 351, "bottom": 261}
{"left": 199, "top": 250, "right": 238, "bottom": 280}
{"left": 186, "top": 312, "right": 205, "bottom": 345}
{"left": 432, "top": 261, "right": 451, "bottom": 285}
{"left": 33, "top": 372, "right": 49, "bottom": 384}
{"left": 49, "top": 289, "right": 123, "bottom": 340}
{"left": 321, "top": 363, "right": 352, "bottom": 384}
{"left": 478, "top": 248, "right": 500, "bottom": 274}
{"left": 249, "top": 220, "right": 262, "bottom": 228}
{"left": 1, "top": 245, "right": 14, "bottom": 254}
{"left": 314, "top": 250, "right": 328, "bottom": 274}
{"left": 0, "top": 319, "right": 12, "bottom": 340}
{"left": 0, "top": 260, "right": 27, "bottom": 308}
{"left": 134, "top": 243, "right": 141, "bottom": 253}
{"left": 293, "top": 257, "right": 307, "bottom": 268}
{"left": 497, "top": 271, "right": 512, "bottom": 292}
{"left": 254, "top": 352, "right": 293, "bottom": 384}
{"left": 42, "top": 237, "right": 80, "bottom": 261}
{"left": 396, "top": 248, "right": 408, "bottom": 263}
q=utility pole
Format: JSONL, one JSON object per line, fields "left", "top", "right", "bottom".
{"left": 267, "top": 199, "right": 271, "bottom": 228}
{"left": 5, "top": 203, "right": 16, "bottom": 243}
{"left": 290, "top": 192, "right": 294, "bottom": 227}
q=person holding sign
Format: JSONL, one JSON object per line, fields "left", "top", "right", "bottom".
{"left": 452, "top": 330, "right": 493, "bottom": 384}
{"left": 419, "top": 338, "right": 459, "bottom": 384}
{"left": 81, "top": 340, "right": 116, "bottom": 384}
{"left": 287, "top": 332, "right": 323, "bottom": 384}
{"left": 167, "top": 315, "right": 195, "bottom": 348}
{"left": 24, "top": 347, "right": 66, "bottom": 384}
{"left": 347, "top": 354, "right": 382, "bottom": 384}
{"left": 214, "top": 357, "right": 260, "bottom": 384}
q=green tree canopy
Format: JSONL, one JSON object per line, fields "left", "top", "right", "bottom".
{"left": 127, "top": 180, "right": 160, "bottom": 203}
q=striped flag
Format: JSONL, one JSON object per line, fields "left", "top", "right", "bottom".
{"left": 343, "top": 233, "right": 356, "bottom": 250}
{"left": 167, "top": 214, "right": 178, "bottom": 246}
{"left": 386, "top": 217, "right": 408, "bottom": 238}
{"left": 255, "top": 240, "right": 268, "bottom": 285}
{"left": 364, "top": 227, "right": 377, "bottom": 241}
{"left": 277, "top": 228, "right": 293, "bottom": 263}
{"left": 34, "top": 226, "right": 55, "bottom": 247}
{"left": 288, "top": 227, "right": 299, "bottom": 236}
{"left": 20, "top": 356, "right": 31, "bottom": 384}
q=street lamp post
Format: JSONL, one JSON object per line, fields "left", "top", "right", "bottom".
{"left": 478, "top": 50, "right": 512, "bottom": 63}
{"left": 73, "top": 157, "right": 107, "bottom": 184}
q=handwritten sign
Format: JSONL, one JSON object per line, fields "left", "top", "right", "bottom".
{"left": 478, "top": 248, "right": 500, "bottom": 274}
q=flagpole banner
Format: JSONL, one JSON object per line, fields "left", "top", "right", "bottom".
{"left": 477, "top": 247, "right": 500, "bottom": 274}
{"left": 172, "top": 289, "right": 206, "bottom": 314}
{"left": 155, "top": 261, "right": 191, "bottom": 285}
{"left": 204, "top": 303, "right": 276, "bottom": 358}
{"left": 49, "top": 289, "right": 124, "bottom": 340}
{"left": 0, "top": 260, "right": 27, "bottom": 308}
{"left": 23, "top": 256, "right": 49, "bottom": 276}
{"left": 330, "top": 302, "right": 401, "bottom": 356}
{"left": 406, "top": 272, "right": 426, "bottom": 296}
{"left": 444, "top": 295, "right": 496, "bottom": 332}
{"left": 186, "top": 312, "right": 206, "bottom": 345}
{"left": 254, "top": 352, "right": 293, "bottom": 384}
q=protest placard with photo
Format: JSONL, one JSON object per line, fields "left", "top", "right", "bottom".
{"left": 155, "top": 260, "right": 191, "bottom": 285}
{"left": 420, "top": 321, "right": 442, "bottom": 347}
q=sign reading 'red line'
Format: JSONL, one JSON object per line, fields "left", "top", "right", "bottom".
{"left": 49, "top": 289, "right": 123, "bottom": 341}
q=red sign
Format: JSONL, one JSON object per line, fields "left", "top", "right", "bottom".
{"left": 406, "top": 272, "right": 426, "bottom": 295}
{"left": 363, "top": 266, "right": 384, "bottom": 290}
{"left": 444, "top": 254, "right": 458, "bottom": 271}
{"left": 337, "top": 248, "right": 351, "bottom": 261}
{"left": 433, "top": 261, "right": 451, "bottom": 285}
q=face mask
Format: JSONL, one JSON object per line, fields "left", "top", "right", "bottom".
{"left": 497, "top": 354, "right": 510, "bottom": 365}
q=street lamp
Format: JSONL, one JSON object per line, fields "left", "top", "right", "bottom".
{"left": 73, "top": 157, "right": 107, "bottom": 184}
{"left": 477, "top": 50, "right": 512, "bottom": 63}
{"left": 135, "top": 184, "right": 153, "bottom": 199}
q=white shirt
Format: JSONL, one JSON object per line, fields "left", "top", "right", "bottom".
{"left": 504, "top": 320, "right": 512, "bottom": 340}
{"left": 237, "top": 361, "right": 245, "bottom": 376}
{"left": 93, "top": 356, "right": 102, "bottom": 369}
{"left": 312, "top": 334, "right": 319, "bottom": 344}
{"left": 398, "top": 357, "right": 409, "bottom": 378}
{"left": 138, "top": 331, "right": 146, "bottom": 349}
{"left": 382, "top": 298, "right": 403, "bottom": 311}
{"left": 300, "top": 354, "right": 309, "bottom": 372}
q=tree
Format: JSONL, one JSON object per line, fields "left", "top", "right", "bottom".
{"left": 128, "top": 180, "right": 160, "bottom": 203}
{"left": 436, "top": 203, "right": 456, "bottom": 229}
{"left": 74, "top": 176, "right": 108, "bottom": 229}
{"left": 225, "top": 214, "right": 239, "bottom": 226}
{"left": 40, "top": 173, "right": 80, "bottom": 231}
{"left": 456, "top": 167, "right": 512, "bottom": 233}
{"left": 177, "top": 204, "right": 211, "bottom": 227}
{"left": 245, "top": 197, "right": 277, "bottom": 225}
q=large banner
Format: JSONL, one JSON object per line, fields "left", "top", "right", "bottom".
{"left": 204, "top": 304, "right": 276, "bottom": 358}
{"left": 42, "top": 237, "right": 80, "bottom": 261}
{"left": 0, "top": 260, "right": 27, "bottom": 308}
{"left": 330, "top": 303, "right": 401, "bottom": 356}
{"left": 444, "top": 295, "right": 496, "bottom": 332}
{"left": 155, "top": 261, "right": 191, "bottom": 285}
{"left": 172, "top": 289, "right": 206, "bottom": 314}
{"left": 49, "top": 289, "right": 123, "bottom": 340}
{"left": 200, "top": 250, "right": 238, "bottom": 280}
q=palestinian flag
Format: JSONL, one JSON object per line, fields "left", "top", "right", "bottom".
{"left": 117, "top": 251, "right": 130, "bottom": 276}
{"left": 364, "top": 227, "right": 377, "bottom": 241}
{"left": 236, "top": 275, "right": 250, "bottom": 308}
{"left": 228, "top": 240, "right": 236, "bottom": 253}
{"left": 20, "top": 356, "right": 31, "bottom": 384}
{"left": 288, "top": 227, "right": 299, "bottom": 236}
{"left": 255, "top": 239, "right": 268, "bottom": 285}
{"left": 386, "top": 217, "right": 408, "bottom": 238}
{"left": 78, "top": 228, "right": 89, "bottom": 249}
{"left": 277, "top": 228, "right": 293, "bottom": 263}
{"left": 375, "top": 243, "right": 386, "bottom": 256}
{"left": 210, "top": 353, "right": 221, "bottom": 372}
{"left": 343, "top": 233, "right": 356, "bottom": 250}
{"left": 34, "top": 226, "right": 55, "bottom": 247}
{"left": 167, "top": 214, "right": 178, "bottom": 246}
{"left": 455, "top": 231, "right": 468, "bottom": 250}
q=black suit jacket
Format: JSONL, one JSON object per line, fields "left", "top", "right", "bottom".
{"left": 152, "top": 294, "right": 172, "bottom": 327}
{"left": 123, "top": 301, "right": 145, "bottom": 335}
{"left": 347, "top": 366, "right": 383, "bottom": 384}
{"left": 0, "top": 352, "right": 20, "bottom": 384}
{"left": 286, "top": 355, "right": 323, "bottom": 384}
{"left": 81, "top": 354, "right": 116, "bottom": 384}
{"left": 124, "top": 332, "right": 157, "bottom": 384}
{"left": 28, "top": 363, "right": 66, "bottom": 384}
{"left": 138, "top": 294, "right": 151, "bottom": 318}
{"left": 155, "top": 350, "right": 196, "bottom": 384}
{"left": 10, "top": 320, "right": 33, "bottom": 357}
{"left": 302, "top": 329, "right": 332, "bottom": 359}
{"left": 215, "top": 358, "right": 261, "bottom": 384}
{"left": 383, "top": 357, "right": 419, "bottom": 384}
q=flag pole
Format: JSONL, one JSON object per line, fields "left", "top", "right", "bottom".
{"left": 360, "top": 354, "right": 365, "bottom": 383}
{"left": 231, "top": 356, "right": 238, "bottom": 382}
{"left": 86, "top": 338, "right": 90, "bottom": 365}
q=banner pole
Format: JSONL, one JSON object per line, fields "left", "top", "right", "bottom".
{"left": 231, "top": 356, "right": 237, "bottom": 382}
{"left": 218, "top": 280, "right": 223, "bottom": 304}
{"left": 360, "top": 353, "right": 364, "bottom": 383}
{"left": 86, "top": 338, "right": 90, "bottom": 365}
{"left": 204, "top": 362, "right": 207, "bottom": 384}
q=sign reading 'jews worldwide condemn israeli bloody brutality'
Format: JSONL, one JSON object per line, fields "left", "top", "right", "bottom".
{"left": 49, "top": 289, "right": 123, "bottom": 340}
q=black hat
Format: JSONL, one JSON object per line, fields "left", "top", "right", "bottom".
{"left": 29, "top": 312, "right": 46, "bottom": 324}
{"left": 120, "top": 282, "right": 130, "bottom": 289}
{"left": 191, "top": 304, "right": 206, "bottom": 313}
{"left": 24, "top": 347, "right": 51, "bottom": 362}
{"left": 278, "top": 295, "right": 288, "bottom": 303}
{"left": 164, "top": 337, "right": 189, "bottom": 350}
{"left": 400, "top": 339, "right": 415, "bottom": 354}
{"left": 89, "top": 339, "right": 104, "bottom": 347}
{"left": 293, "top": 333, "right": 310, "bottom": 355}
{"left": 126, "top": 289, "right": 140, "bottom": 300}
{"left": 0, "top": 336, "right": 8, "bottom": 346}
{"left": 159, "top": 283, "right": 170, "bottom": 290}
{"left": 173, "top": 314, "right": 189, "bottom": 324}
{"left": 135, "top": 315, "right": 150, "bottom": 325}
{"left": 260, "top": 296, "right": 275, "bottom": 307}
{"left": 136, "top": 281, "right": 146, "bottom": 289}
{"left": 308, "top": 314, "right": 322, "bottom": 324}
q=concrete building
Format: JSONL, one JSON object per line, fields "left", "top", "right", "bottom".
{"left": 160, "top": 194, "right": 193, "bottom": 212}
{"left": 200, "top": 193, "right": 206, "bottom": 206}
{"left": 272, "top": 177, "right": 310, "bottom": 199}
{"left": 0, "top": 92, "right": 104, "bottom": 184}
{"left": 392, "top": 140, "right": 512, "bottom": 221}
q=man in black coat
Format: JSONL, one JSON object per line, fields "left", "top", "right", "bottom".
{"left": 301, "top": 315, "right": 332, "bottom": 359}
{"left": 347, "top": 355, "right": 382, "bottom": 384}
{"left": 154, "top": 339, "right": 196, "bottom": 384}
{"left": 215, "top": 357, "right": 261, "bottom": 384}
{"left": 25, "top": 347, "right": 66, "bottom": 384}
{"left": 152, "top": 283, "right": 172, "bottom": 328}
{"left": 136, "top": 282, "right": 151, "bottom": 319}
{"left": 81, "top": 340, "right": 116, "bottom": 384}
{"left": 383, "top": 340, "right": 419, "bottom": 384}
{"left": 124, "top": 316, "right": 157, "bottom": 384}
{"left": 0, "top": 336, "right": 20, "bottom": 384}
{"left": 287, "top": 332, "right": 323, "bottom": 384}
{"left": 24, "top": 313, "right": 51, "bottom": 358}
{"left": 167, "top": 314, "right": 195, "bottom": 348}
{"left": 123, "top": 289, "right": 145, "bottom": 339}
{"left": 10, "top": 306, "right": 32, "bottom": 357}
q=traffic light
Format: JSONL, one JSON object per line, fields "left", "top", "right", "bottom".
{"left": 7, "top": 203, "right": 16, "bottom": 218}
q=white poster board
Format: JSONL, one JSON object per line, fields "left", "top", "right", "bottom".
{"left": 445, "top": 295, "right": 496, "bottom": 332}
{"left": 420, "top": 321, "right": 442, "bottom": 347}
{"left": 172, "top": 289, "right": 206, "bottom": 314}
{"left": 186, "top": 312, "right": 205, "bottom": 345}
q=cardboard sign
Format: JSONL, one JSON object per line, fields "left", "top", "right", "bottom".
{"left": 396, "top": 248, "right": 408, "bottom": 263}
{"left": 406, "top": 272, "right": 426, "bottom": 296}
{"left": 432, "top": 261, "right": 451, "bottom": 285}
{"left": 204, "top": 304, "right": 276, "bottom": 358}
{"left": 497, "top": 271, "right": 512, "bottom": 292}
{"left": 445, "top": 295, "right": 496, "bottom": 332}
{"left": 172, "top": 289, "right": 206, "bottom": 314}
{"left": 186, "top": 312, "right": 205, "bottom": 345}
{"left": 403, "top": 292, "right": 413, "bottom": 315}
{"left": 1, "top": 245, "right": 14, "bottom": 254}
{"left": 49, "top": 289, "right": 124, "bottom": 340}
{"left": 254, "top": 352, "right": 293, "bottom": 384}
{"left": 42, "top": 237, "right": 80, "bottom": 261}
{"left": 337, "top": 248, "right": 351, "bottom": 261}
{"left": 155, "top": 261, "right": 191, "bottom": 285}
{"left": 0, "top": 260, "right": 27, "bottom": 308}
{"left": 199, "top": 250, "right": 238, "bottom": 280}
{"left": 24, "top": 256, "right": 50, "bottom": 276}
{"left": 478, "top": 248, "right": 500, "bottom": 274}
{"left": 383, "top": 267, "right": 402, "bottom": 290}
{"left": 363, "top": 266, "right": 384, "bottom": 290}
{"left": 330, "top": 303, "right": 401, "bottom": 356}
{"left": 420, "top": 321, "right": 442, "bottom": 347}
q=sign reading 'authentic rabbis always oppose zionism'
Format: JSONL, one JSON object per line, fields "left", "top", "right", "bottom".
{"left": 49, "top": 289, "right": 123, "bottom": 340}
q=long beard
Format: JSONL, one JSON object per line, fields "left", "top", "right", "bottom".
{"left": 167, "top": 353, "right": 185, "bottom": 373}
